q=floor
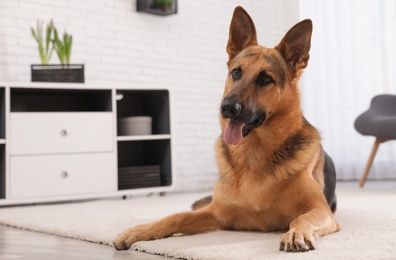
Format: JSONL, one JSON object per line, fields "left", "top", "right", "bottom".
{"left": 0, "top": 180, "right": 395, "bottom": 260}
{"left": 0, "top": 225, "right": 166, "bottom": 260}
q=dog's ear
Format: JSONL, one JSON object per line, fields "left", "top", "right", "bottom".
{"left": 226, "top": 6, "right": 258, "bottom": 60}
{"left": 276, "top": 19, "right": 312, "bottom": 74}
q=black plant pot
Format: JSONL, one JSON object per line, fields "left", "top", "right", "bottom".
{"left": 31, "top": 64, "right": 85, "bottom": 83}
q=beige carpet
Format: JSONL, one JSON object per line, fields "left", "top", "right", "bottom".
{"left": 0, "top": 188, "right": 395, "bottom": 259}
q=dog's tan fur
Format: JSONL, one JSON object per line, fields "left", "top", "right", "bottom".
{"left": 113, "top": 6, "right": 339, "bottom": 252}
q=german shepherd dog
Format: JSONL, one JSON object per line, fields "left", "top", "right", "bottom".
{"left": 113, "top": 6, "right": 339, "bottom": 252}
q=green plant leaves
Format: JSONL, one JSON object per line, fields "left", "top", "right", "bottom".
{"left": 31, "top": 19, "right": 72, "bottom": 66}
{"left": 31, "top": 19, "right": 53, "bottom": 64}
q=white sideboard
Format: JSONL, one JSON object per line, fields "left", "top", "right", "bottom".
{"left": 0, "top": 83, "right": 174, "bottom": 205}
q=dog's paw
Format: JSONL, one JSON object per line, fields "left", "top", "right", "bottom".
{"left": 279, "top": 229, "right": 316, "bottom": 252}
{"left": 113, "top": 224, "right": 150, "bottom": 250}
{"left": 113, "top": 223, "right": 155, "bottom": 250}
{"left": 113, "top": 230, "right": 138, "bottom": 250}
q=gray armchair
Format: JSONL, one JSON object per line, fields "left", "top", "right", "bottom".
{"left": 354, "top": 94, "right": 396, "bottom": 187}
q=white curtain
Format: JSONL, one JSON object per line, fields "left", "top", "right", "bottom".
{"left": 299, "top": 0, "right": 396, "bottom": 180}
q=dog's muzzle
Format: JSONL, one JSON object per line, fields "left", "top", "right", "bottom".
{"left": 221, "top": 97, "right": 266, "bottom": 145}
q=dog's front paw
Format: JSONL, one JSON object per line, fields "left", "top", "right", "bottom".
{"left": 114, "top": 223, "right": 154, "bottom": 250}
{"left": 113, "top": 228, "right": 139, "bottom": 250}
{"left": 279, "top": 229, "right": 316, "bottom": 252}
{"left": 113, "top": 223, "right": 155, "bottom": 250}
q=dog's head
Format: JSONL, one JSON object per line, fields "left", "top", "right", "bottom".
{"left": 221, "top": 6, "right": 312, "bottom": 145}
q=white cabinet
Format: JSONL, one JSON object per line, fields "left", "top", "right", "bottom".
{"left": 0, "top": 83, "right": 174, "bottom": 205}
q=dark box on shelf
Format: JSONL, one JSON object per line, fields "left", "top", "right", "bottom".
{"left": 31, "top": 64, "right": 85, "bottom": 83}
{"left": 118, "top": 165, "right": 161, "bottom": 190}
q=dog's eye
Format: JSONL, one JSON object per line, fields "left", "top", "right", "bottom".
{"left": 231, "top": 68, "right": 241, "bottom": 81}
{"left": 257, "top": 71, "right": 274, "bottom": 87}
{"left": 261, "top": 75, "right": 272, "bottom": 83}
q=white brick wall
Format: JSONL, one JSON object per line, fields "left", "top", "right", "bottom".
{"left": 0, "top": 0, "right": 299, "bottom": 192}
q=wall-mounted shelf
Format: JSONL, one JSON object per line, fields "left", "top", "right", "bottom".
{"left": 137, "top": 0, "right": 178, "bottom": 16}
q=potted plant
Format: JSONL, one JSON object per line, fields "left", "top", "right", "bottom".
{"left": 31, "top": 19, "right": 84, "bottom": 83}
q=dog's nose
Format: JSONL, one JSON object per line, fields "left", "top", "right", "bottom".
{"left": 221, "top": 99, "right": 242, "bottom": 118}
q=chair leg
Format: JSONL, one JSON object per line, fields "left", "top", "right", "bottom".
{"left": 359, "top": 138, "right": 388, "bottom": 187}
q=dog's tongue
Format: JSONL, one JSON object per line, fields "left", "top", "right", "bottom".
{"left": 223, "top": 119, "right": 245, "bottom": 145}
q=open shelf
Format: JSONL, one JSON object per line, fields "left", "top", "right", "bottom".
{"left": 116, "top": 90, "right": 170, "bottom": 135}
{"left": 0, "top": 88, "right": 4, "bottom": 139}
{"left": 11, "top": 88, "right": 112, "bottom": 112}
{"left": 117, "top": 139, "right": 172, "bottom": 189}
{"left": 0, "top": 145, "right": 5, "bottom": 199}
{"left": 0, "top": 87, "right": 4, "bottom": 199}
{"left": 116, "top": 89, "right": 172, "bottom": 191}
{"left": 117, "top": 134, "right": 171, "bottom": 141}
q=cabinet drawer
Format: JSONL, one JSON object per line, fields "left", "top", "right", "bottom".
{"left": 10, "top": 112, "right": 113, "bottom": 155}
{"left": 10, "top": 153, "right": 115, "bottom": 199}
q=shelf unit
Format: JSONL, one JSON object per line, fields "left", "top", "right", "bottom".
{"left": 116, "top": 89, "right": 172, "bottom": 190}
{"left": 0, "top": 83, "right": 174, "bottom": 206}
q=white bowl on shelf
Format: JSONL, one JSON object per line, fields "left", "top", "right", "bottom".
{"left": 118, "top": 116, "right": 152, "bottom": 136}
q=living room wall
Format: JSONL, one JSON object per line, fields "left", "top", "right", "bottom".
{"left": 0, "top": 0, "right": 299, "bottom": 191}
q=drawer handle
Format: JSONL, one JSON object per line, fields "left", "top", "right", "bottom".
{"left": 60, "top": 129, "right": 68, "bottom": 137}
{"left": 60, "top": 171, "right": 69, "bottom": 179}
